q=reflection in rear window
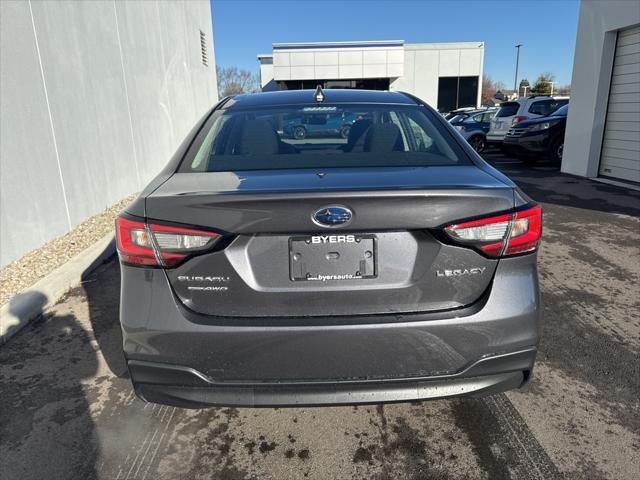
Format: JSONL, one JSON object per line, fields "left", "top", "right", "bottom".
{"left": 495, "top": 102, "right": 519, "bottom": 117}
{"left": 180, "top": 104, "right": 471, "bottom": 172}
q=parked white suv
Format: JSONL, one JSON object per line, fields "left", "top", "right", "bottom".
{"left": 487, "top": 96, "right": 569, "bottom": 144}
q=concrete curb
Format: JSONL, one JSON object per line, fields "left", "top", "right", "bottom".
{"left": 0, "top": 233, "right": 116, "bottom": 344}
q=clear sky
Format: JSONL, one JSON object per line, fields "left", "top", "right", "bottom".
{"left": 211, "top": 0, "right": 580, "bottom": 88}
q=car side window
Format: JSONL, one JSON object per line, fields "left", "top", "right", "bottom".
{"left": 482, "top": 112, "right": 495, "bottom": 122}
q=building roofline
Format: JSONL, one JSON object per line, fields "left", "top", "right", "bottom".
{"left": 405, "top": 42, "right": 484, "bottom": 50}
{"left": 272, "top": 40, "right": 404, "bottom": 50}
{"left": 266, "top": 40, "right": 484, "bottom": 52}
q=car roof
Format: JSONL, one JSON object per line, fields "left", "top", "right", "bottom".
{"left": 224, "top": 89, "right": 417, "bottom": 109}
{"left": 454, "top": 109, "right": 489, "bottom": 116}
{"left": 520, "top": 95, "right": 568, "bottom": 104}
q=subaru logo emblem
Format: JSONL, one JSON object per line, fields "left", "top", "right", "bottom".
{"left": 312, "top": 206, "right": 353, "bottom": 228}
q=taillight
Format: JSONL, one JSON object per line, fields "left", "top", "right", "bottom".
{"left": 115, "top": 216, "right": 220, "bottom": 267}
{"left": 503, "top": 206, "right": 543, "bottom": 255}
{"left": 512, "top": 115, "right": 529, "bottom": 125}
{"left": 444, "top": 205, "right": 542, "bottom": 258}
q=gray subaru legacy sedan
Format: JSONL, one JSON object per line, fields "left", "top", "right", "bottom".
{"left": 116, "top": 89, "right": 542, "bottom": 408}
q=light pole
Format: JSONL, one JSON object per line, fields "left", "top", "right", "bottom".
{"left": 514, "top": 44, "right": 523, "bottom": 96}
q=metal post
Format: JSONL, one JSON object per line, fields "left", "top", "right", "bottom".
{"left": 514, "top": 44, "right": 523, "bottom": 96}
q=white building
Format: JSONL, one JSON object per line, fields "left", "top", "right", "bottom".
{"left": 562, "top": 1, "right": 640, "bottom": 185}
{"left": 0, "top": 0, "right": 217, "bottom": 267}
{"left": 257, "top": 40, "right": 484, "bottom": 112}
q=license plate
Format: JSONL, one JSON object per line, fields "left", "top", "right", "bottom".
{"left": 289, "top": 234, "right": 377, "bottom": 281}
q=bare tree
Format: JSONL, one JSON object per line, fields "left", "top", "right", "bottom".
{"left": 217, "top": 66, "right": 260, "bottom": 97}
{"left": 481, "top": 75, "right": 506, "bottom": 105}
{"left": 555, "top": 84, "right": 571, "bottom": 96}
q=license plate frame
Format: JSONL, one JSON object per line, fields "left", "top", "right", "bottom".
{"left": 289, "top": 234, "right": 377, "bottom": 282}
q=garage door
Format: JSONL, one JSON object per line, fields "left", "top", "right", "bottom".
{"left": 599, "top": 25, "right": 640, "bottom": 183}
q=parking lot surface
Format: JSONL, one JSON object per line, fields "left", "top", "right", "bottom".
{"left": 1, "top": 153, "right": 639, "bottom": 480}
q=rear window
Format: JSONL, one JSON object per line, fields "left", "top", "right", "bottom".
{"left": 529, "top": 99, "right": 569, "bottom": 116}
{"left": 495, "top": 102, "right": 520, "bottom": 118}
{"left": 180, "top": 103, "right": 471, "bottom": 172}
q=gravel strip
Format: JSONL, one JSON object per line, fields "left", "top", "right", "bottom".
{"left": 0, "top": 194, "right": 138, "bottom": 306}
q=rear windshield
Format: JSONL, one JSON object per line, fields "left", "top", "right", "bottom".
{"left": 495, "top": 102, "right": 520, "bottom": 118}
{"left": 179, "top": 103, "right": 471, "bottom": 172}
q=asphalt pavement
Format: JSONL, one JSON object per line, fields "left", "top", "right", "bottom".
{"left": 1, "top": 152, "right": 639, "bottom": 480}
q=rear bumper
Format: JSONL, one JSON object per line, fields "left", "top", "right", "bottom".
{"left": 503, "top": 134, "right": 552, "bottom": 155}
{"left": 486, "top": 133, "right": 506, "bottom": 144}
{"left": 129, "top": 348, "right": 535, "bottom": 408}
{"left": 120, "top": 255, "right": 540, "bottom": 407}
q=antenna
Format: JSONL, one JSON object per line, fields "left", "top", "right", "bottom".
{"left": 314, "top": 85, "right": 325, "bottom": 103}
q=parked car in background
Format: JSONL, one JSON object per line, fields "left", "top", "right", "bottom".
{"left": 449, "top": 109, "right": 496, "bottom": 153}
{"left": 487, "top": 96, "right": 569, "bottom": 145}
{"left": 116, "top": 89, "right": 542, "bottom": 408}
{"left": 283, "top": 110, "right": 358, "bottom": 139}
{"left": 502, "top": 104, "right": 569, "bottom": 163}
{"left": 444, "top": 106, "right": 478, "bottom": 120}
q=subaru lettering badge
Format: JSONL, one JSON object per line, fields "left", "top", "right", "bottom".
{"left": 312, "top": 206, "right": 353, "bottom": 228}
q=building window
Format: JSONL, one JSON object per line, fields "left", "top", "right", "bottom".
{"left": 199, "top": 30, "right": 208, "bottom": 66}
{"left": 437, "top": 76, "right": 479, "bottom": 112}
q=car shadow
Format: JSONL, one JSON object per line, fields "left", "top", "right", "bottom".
{"left": 81, "top": 245, "right": 128, "bottom": 379}
{"left": 0, "top": 237, "right": 134, "bottom": 480}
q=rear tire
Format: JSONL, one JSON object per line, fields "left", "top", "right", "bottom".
{"left": 294, "top": 126, "right": 306, "bottom": 140}
{"left": 550, "top": 137, "right": 564, "bottom": 164}
{"left": 468, "top": 135, "right": 486, "bottom": 153}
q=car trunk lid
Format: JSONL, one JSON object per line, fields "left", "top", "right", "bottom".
{"left": 143, "top": 166, "right": 514, "bottom": 317}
